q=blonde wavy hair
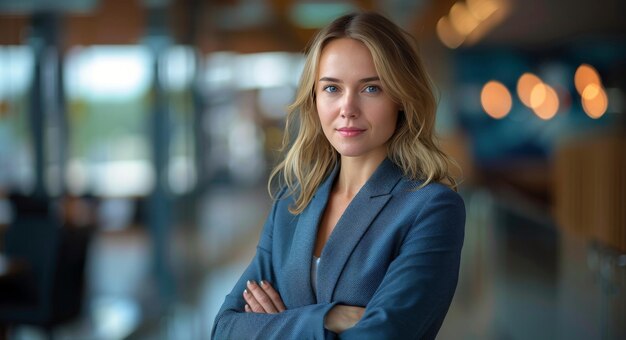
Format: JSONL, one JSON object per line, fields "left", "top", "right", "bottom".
{"left": 269, "top": 11, "right": 458, "bottom": 214}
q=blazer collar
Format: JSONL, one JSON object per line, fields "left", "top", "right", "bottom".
{"left": 282, "top": 162, "right": 339, "bottom": 306}
{"left": 317, "top": 158, "right": 403, "bottom": 303}
{"left": 283, "top": 158, "right": 404, "bottom": 305}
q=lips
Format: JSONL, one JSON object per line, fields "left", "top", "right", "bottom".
{"left": 337, "top": 127, "right": 366, "bottom": 137}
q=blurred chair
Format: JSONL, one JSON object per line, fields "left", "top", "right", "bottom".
{"left": 0, "top": 194, "right": 93, "bottom": 338}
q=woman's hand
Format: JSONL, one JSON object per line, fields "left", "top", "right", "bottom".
{"left": 241, "top": 279, "right": 364, "bottom": 333}
{"left": 243, "top": 280, "right": 286, "bottom": 314}
{"left": 324, "top": 305, "right": 365, "bottom": 334}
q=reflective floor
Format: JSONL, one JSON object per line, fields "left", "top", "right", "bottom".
{"left": 10, "top": 184, "right": 626, "bottom": 340}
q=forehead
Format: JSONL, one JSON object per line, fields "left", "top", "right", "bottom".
{"left": 317, "top": 38, "right": 377, "bottom": 77}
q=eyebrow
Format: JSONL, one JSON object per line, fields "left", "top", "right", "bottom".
{"left": 318, "top": 76, "right": 380, "bottom": 83}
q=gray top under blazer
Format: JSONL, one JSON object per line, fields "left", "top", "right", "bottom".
{"left": 212, "top": 158, "right": 466, "bottom": 339}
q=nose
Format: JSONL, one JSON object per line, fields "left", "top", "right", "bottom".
{"left": 340, "top": 92, "right": 359, "bottom": 119}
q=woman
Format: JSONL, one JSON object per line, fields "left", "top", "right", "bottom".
{"left": 212, "top": 11, "right": 465, "bottom": 339}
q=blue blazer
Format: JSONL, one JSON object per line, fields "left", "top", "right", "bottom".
{"left": 212, "top": 159, "right": 465, "bottom": 339}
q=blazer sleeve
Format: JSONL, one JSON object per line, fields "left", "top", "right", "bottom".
{"left": 211, "top": 194, "right": 339, "bottom": 340}
{"left": 339, "top": 188, "right": 466, "bottom": 340}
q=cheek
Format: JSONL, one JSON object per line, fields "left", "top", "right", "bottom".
{"left": 389, "top": 112, "right": 399, "bottom": 131}
{"left": 383, "top": 119, "right": 397, "bottom": 139}
{"left": 373, "top": 104, "right": 399, "bottom": 131}
{"left": 316, "top": 101, "right": 334, "bottom": 126}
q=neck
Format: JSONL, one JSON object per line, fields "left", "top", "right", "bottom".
{"left": 335, "top": 154, "right": 386, "bottom": 197}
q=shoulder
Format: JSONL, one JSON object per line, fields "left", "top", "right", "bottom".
{"left": 397, "top": 178, "right": 464, "bottom": 209}
{"left": 383, "top": 159, "right": 463, "bottom": 210}
{"left": 393, "top": 178, "right": 466, "bottom": 229}
{"left": 392, "top": 180, "right": 466, "bottom": 251}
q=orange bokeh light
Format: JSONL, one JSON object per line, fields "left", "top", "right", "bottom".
{"left": 574, "top": 64, "right": 601, "bottom": 95}
{"left": 532, "top": 84, "right": 559, "bottom": 120}
{"left": 582, "top": 83, "right": 601, "bottom": 100}
{"left": 517, "top": 72, "right": 542, "bottom": 108}
{"left": 449, "top": 2, "right": 479, "bottom": 36}
{"left": 582, "top": 85, "right": 608, "bottom": 119}
{"left": 467, "top": 0, "right": 500, "bottom": 20}
{"left": 530, "top": 83, "right": 547, "bottom": 109}
{"left": 436, "top": 16, "right": 465, "bottom": 49}
{"left": 481, "top": 80, "right": 512, "bottom": 119}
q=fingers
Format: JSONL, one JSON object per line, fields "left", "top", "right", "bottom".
{"left": 243, "top": 285, "right": 266, "bottom": 313}
{"left": 243, "top": 280, "right": 283, "bottom": 314}
{"left": 260, "top": 280, "right": 286, "bottom": 312}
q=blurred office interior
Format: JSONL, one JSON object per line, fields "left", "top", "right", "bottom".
{"left": 0, "top": 0, "right": 624, "bottom": 339}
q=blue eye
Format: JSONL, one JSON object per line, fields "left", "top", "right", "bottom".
{"left": 364, "top": 85, "right": 380, "bottom": 93}
{"left": 324, "top": 85, "right": 338, "bottom": 93}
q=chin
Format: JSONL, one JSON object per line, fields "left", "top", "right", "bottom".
{"left": 338, "top": 153, "right": 362, "bottom": 158}
{"left": 333, "top": 144, "right": 388, "bottom": 161}
{"left": 332, "top": 146, "right": 362, "bottom": 157}
{"left": 336, "top": 149, "right": 369, "bottom": 158}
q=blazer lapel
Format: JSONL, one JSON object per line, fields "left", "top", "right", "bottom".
{"left": 317, "top": 158, "right": 403, "bottom": 303}
{"left": 282, "top": 164, "right": 338, "bottom": 306}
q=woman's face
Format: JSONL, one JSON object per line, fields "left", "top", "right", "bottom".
{"left": 316, "top": 38, "right": 399, "bottom": 162}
